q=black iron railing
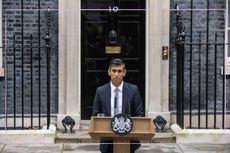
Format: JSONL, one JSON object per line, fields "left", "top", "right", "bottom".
{"left": 175, "top": 4, "right": 185, "bottom": 129}
{"left": 174, "top": 4, "right": 227, "bottom": 129}
{"left": 1, "top": 6, "right": 52, "bottom": 130}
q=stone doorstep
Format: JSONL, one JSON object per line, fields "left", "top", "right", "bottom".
{"left": 0, "top": 124, "right": 56, "bottom": 144}
{"left": 55, "top": 129, "right": 176, "bottom": 143}
{"left": 171, "top": 124, "right": 230, "bottom": 144}
{"left": 71, "top": 120, "right": 176, "bottom": 143}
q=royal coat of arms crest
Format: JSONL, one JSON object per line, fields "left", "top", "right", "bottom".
{"left": 111, "top": 114, "right": 133, "bottom": 135}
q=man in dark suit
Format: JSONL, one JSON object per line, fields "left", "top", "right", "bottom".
{"left": 92, "top": 58, "right": 144, "bottom": 153}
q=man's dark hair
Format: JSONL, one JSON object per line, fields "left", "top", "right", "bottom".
{"left": 109, "top": 58, "right": 126, "bottom": 68}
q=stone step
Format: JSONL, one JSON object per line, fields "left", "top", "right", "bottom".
{"left": 55, "top": 130, "right": 176, "bottom": 143}
{"left": 79, "top": 120, "right": 91, "bottom": 131}
{"left": 56, "top": 120, "right": 175, "bottom": 143}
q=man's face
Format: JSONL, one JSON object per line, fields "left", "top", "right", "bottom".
{"left": 108, "top": 64, "right": 126, "bottom": 87}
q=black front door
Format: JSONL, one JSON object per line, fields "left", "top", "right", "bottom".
{"left": 81, "top": 0, "right": 145, "bottom": 119}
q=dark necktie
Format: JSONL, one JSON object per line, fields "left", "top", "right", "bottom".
{"left": 114, "top": 87, "right": 119, "bottom": 116}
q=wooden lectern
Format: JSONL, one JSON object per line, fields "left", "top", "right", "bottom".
{"left": 88, "top": 117, "right": 155, "bottom": 153}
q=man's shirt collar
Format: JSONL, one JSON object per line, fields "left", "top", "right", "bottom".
{"left": 110, "top": 81, "right": 123, "bottom": 92}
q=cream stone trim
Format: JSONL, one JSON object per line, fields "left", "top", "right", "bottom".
{"left": 0, "top": 68, "right": 4, "bottom": 76}
{"left": 161, "top": 0, "right": 170, "bottom": 112}
{"left": 146, "top": 0, "right": 170, "bottom": 124}
{"left": 78, "top": 0, "right": 81, "bottom": 117}
{"left": 58, "top": 0, "right": 81, "bottom": 129}
{"left": 58, "top": 0, "right": 67, "bottom": 114}
{"left": 145, "top": 0, "right": 170, "bottom": 112}
{"left": 145, "top": 0, "right": 150, "bottom": 114}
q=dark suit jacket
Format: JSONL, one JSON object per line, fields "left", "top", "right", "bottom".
{"left": 92, "top": 82, "right": 144, "bottom": 152}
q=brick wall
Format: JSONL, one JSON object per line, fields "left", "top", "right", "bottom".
{"left": 0, "top": 0, "right": 58, "bottom": 114}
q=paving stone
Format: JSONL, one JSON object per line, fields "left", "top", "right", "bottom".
{"left": 0, "top": 144, "right": 6, "bottom": 152}
{"left": 63, "top": 143, "right": 100, "bottom": 153}
{"left": 136, "top": 143, "right": 182, "bottom": 153}
{"left": 1, "top": 144, "right": 63, "bottom": 153}
{"left": 178, "top": 144, "right": 230, "bottom": 153}
{"left": 62, "top": 143, "right": 183, "bottom": 153}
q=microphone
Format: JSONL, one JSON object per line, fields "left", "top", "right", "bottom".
{"left": 128, "top": 99, "right": 131, "bottom": 117}
{"left": 114, "top": 97, "right": 117, "bottom": 115}
{"left": 114, "top": 87, "right": 118, "bottom": 116}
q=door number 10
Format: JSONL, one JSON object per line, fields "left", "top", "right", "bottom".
{"left": 109, "top": 6, "right": 119, "bottom": 12}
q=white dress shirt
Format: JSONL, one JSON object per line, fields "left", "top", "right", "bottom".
{"left": 110, "top": 82, "right": 123, "bottom": 117}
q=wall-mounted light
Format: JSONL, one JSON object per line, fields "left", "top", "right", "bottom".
{"left": 62, "top": 116, "right": 75, "bottom": 133}
{"left": 153, "top": 115, "right": 167, "bottom": 132}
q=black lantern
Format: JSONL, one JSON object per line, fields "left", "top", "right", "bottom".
{"left": 153, "top": 115, "right": 167, "bottom": 132}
